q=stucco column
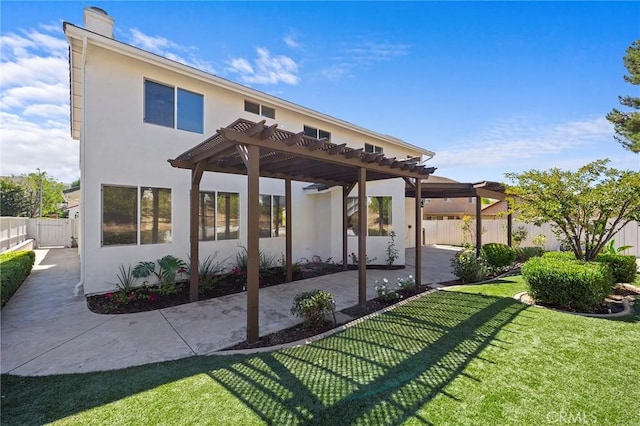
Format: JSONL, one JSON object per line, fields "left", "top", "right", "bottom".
{"left": 415, "top": 178, "right": 422, "bottom": 286}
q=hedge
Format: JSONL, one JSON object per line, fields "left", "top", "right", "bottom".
{"left": 595, "top": 253, "right": 638, "bottom": 284}
{"left": 482, "top": 243, "right": 515, "bottom": 269}
{"left": 514, "top": 246, "right": 544, "bottom": 262}
{"left": 1, "top": 250, "right": 36, "bottom": 308}
{"left": 522, "top": 257, "right": 613, "bottom": 312}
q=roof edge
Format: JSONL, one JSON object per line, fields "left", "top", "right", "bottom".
{"left": 63, "top": 23, "right": 435, "bottom": 157}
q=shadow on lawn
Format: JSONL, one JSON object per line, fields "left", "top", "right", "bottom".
{"left": 0, "top": 291, "right": 528, "bottom": 425}
{"left": 208, "top": 291, "right": 528, "bottom": 424}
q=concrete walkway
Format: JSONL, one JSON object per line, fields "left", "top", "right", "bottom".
{"left": 1, "top": 246, "right": 457, "bottom": 376}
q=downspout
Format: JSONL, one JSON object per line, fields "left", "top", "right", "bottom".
{"left": 74, "top": 35, "right": 88, "bottom": 296}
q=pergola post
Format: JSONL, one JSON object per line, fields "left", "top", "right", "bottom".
{"left": 189, "top": 162, "right": 205, "bottom": 302}
{"left": 415, "top": 178, "right": 422, "bottom": 286}
{"left": 358, "top": 168, "right": 367, "bottom": 306}
{"left": 285, "top": 178, "right": 293, "bottom": 282}
{"left": 342, "top": 185, "right": 349, "bottom": 271}
{"left": 507, "top": 201, "right": 513, "bottom": 247}
{"left": 247, "top": 144, "right": 260, "bottom": 344}
{"left": 475, "top": 195, "right": 482, "bottom": 258}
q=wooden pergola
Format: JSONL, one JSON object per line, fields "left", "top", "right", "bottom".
{"left": 405, "top": 181, "right": 510, "bottom": 256}
{"left": 169, "top": 118, "right": 436, "bottom": 343}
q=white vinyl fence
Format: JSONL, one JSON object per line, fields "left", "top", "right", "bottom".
{"left": 0, "top": 218, "right": 79, "bottom": 252}
{"left": 423, "top": 219, "right": 640, "bottom": 257}
{"left": 0, "top": 217, "right": 28, "bottom": 252}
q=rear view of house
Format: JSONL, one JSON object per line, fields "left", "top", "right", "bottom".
{"left": 64, "top": 7, "right": 436, "bottom": 296}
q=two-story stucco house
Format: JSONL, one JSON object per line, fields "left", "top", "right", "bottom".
{"left": 64, "top": 7, "right": 436, "bottom": 297}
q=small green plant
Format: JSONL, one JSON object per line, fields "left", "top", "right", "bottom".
{"left": 349, "top": 252, "right": 377, "bottom": 266}
{"left": 233, "top": 246, "right": 278, "bottom": 273}
{"left": 522, "top": 257, "right": 614, "bottom": 312}
{"left": 132, "top": 255, "right": 187, "bottom": 294}
{"left": 385, "top": 230, "right": 399, "bottom": 268}
{"left": 291, "top": 289, "right": 336, "bottom": 328}
{"left": 450, "top": 249, "right": 488, "bottom": 283}
{"left": 187, "top": 253, "right": 225, "bottom": 292}
{"left": 511, "top": 226, "right": 528, "bottom": 248}
{"left": 481, "top": 243, "right": 515, "bottom": 270}
{"left": 374, "top": 278, "right": 399, "bottom": 302}
{"left": 603, "top": 239, "right": 633, "bottom": 255}
{"left": 114, "top": 264, "right": 136, "bottom": 293}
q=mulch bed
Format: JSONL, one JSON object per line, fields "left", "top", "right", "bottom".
{"left": 224, "top": 283, "right": 435, "bottom": 351}
{"left": 86, "top": 264, "right": 407, "bottom": 315}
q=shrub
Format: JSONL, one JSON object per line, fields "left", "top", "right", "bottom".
{"left": 396, "top": 275, "right": 416, "bottom": 291}
{"left": 522, "top": 257, "right": 614, "bottom": 312}
{"left": 374, "top": 278, "right": 399, "bottom": 302}
{"left": 291, "top": 289, "right": 336, "bottom": 328}
{"left": 482, "top": 243, "right": 515, "bottom": 269}
{"left": 385, "top": 230, "right": 400, "bottom": 267}
{"left": 514, "top": 246, "right": 544, "bottom": 262}
{"left": 595, "top": 253, "right": 637, "bottom": 283}
{"left": 0, "top": 250, "right": 36, "bottom": 308}
{"left": 450, "top": 249, "right": 488, "bottom": 283}
{"left": 542, "top": 251, "right": 576, "bottom": 261}
{"left": 114, "top": 264, "right": 136, "bottom": 292}
{"left": 132, "top": 255, "right": 187, "bottom": 295}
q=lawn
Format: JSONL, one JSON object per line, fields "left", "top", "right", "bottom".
{"left": 2, "top": 277, "right": 639, "bottom": 425}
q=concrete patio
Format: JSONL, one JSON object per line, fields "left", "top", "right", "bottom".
{"left": 1, "top": 246, "right": 457, "bottom": 376}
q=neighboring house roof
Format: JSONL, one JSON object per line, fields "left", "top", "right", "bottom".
{"left": 63, "top": 21, "right": 435, "bottom": 158}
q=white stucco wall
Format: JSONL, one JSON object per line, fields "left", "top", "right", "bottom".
{"left": 79, "top": 42, "right": 418, "bottom": 294}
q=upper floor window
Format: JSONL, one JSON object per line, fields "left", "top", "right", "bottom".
{"left": 303, "top": 125, "right": 331, "bottom": 141}
{"left": 365, "top": 143, "right": 383, "bottom": 154}
{"left": 244, "top": 100, "right": 276, "bottom": 119}
{"left": 144, "top": 80, "right": 203, "bottom": 133}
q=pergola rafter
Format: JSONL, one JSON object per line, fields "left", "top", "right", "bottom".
{"left": 169, "top": 118, "right": 435, "bottom": 344}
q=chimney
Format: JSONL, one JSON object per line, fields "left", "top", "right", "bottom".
{"left": 84, "top": 7, "right": 114, "bottom": 38}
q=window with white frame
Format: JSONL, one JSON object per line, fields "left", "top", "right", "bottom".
{"left": 364, "top": 143, "right": 383, "bottom": 154}
{"left": 259, "top": 194, "right": 286, "bottom": 238}
{"left": 198, "top": 191, "right": 240, "bottom": 241}
{"left": 244, "top": 100, "right": 276, "bottom": 119}
{"left": 346, "top": 196, "right": 392, "bottom": 236}
{"left": 144, "top": 80, "right": 203, "bottom": 133}
{"left": 102, "top": 185, "right": 172, "bottom": 246}
{"left": 303, "top": 125, "right": 331, "bottom": 141}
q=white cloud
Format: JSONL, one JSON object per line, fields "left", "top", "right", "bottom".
{"left": 431, "top": 116, "right": 618, "bottom": 182}
{"left": 0, "top": 112, "right": 78, "bottom": 182}
{"left": 227, "top": 47, "right": 299, "bottom": 85}
{"left": 0, "top": 25, "right": 78, "bottom": 183}
{"left": 319, "top": 39, "right": 411, "bottom": 81}
{"left": 284, "top": 34, "right": 301, "bottom": 49}
{"left": 126, "top": 28, "right": 216, "bottom": 74}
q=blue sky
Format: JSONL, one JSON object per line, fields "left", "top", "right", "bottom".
{"left": 1, "top": 1, "right": 638, "bottom": 184}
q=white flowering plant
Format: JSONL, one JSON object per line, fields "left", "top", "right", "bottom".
{"left": 396, "top": 275, "right": 416, "bottom": 291}
{"left": 374, "top": 278, "right": 399, "bottom": 302}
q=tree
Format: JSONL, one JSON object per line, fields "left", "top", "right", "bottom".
{"left": 0, "top": 173, "right": 66, "bottom": 218}
{"left": 0, "top": 178, "right": 29, "bottom": 217}
{"left": 505, "top": 159, "right": 640, "bottom": 261}
{"left": 606, "top": 39, "right": 640, "bottom": 153}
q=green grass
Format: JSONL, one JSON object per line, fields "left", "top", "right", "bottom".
{"left": 2, "top": 277, "right": 639, "bottom": 425}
